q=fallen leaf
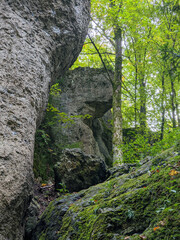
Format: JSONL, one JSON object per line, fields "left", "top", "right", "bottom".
{"left": 124, "top": 237, "right": 130, "bottom": 240}
{"left": 169, "top": 169, "right": 179, "bottom": 176}
{"left": 153, "top": 226, "right": 160, "bottom": 231}
{"left": 41, "top": 183, "right": 47, "bottom": 187}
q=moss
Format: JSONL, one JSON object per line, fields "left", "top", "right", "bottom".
{"left": 76, "top": 156, "right": 177, "bottom": 238}
{"left": 141, "top": 203, "right": 180, "bottom": 240}
{"left": 39, "top": 233, "right": 46, "bottom": 240}
{"left": 33, "top": 147, "right": 180, "bottom": 240}
{"left": 41, "top": 201, "right": 55, "bottom": 223}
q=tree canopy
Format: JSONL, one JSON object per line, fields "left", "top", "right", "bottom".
{"left": 72, "top": 0, "right": 180, "bottom": 164}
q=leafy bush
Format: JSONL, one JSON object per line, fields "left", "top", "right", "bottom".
{"left": 122, "top": 128, "right": 180, "bottom": 163}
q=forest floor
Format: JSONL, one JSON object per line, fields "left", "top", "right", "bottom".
{"left": 33, "top": 180, "right": 58, "bottom": 216}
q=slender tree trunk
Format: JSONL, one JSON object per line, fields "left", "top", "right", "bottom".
{"left": 160, "top": 72, "right": 165, "bottom": 140}
{"left": 139, "top": 76, "right": 146, "bottom": 131}
{"left": 174, "top": 87, "right": 180, "bottom": 127}
{"left": 138, "top": 57, "right": 146, "bottom": 133}
{"left": 176, "top": 102, "right": 180, "bottom": 127}
{"left": 170, "top": 77, "right": 176, "bottom": 128}
{"left": 174, "top": 72, "right": 180, "bottom": 128}
{"left": 112, "top": 26, "right": 123, "bottom": 165}
{"left": 178, "top": 76, "right": 180, "bottom": 127}
{"left": 135, "top": 64, "right": 138, "bottom": 128}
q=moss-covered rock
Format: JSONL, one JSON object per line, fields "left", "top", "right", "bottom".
{"left": 32, "top": 143, "right": 180, "bottom": 240}
{"left": 54, "top": 148, "right": 109, "bottom": 192}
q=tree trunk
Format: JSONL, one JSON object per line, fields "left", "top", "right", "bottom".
{"left": 139, "top": 76, "right": 146, "bottom": 131}
{"left": 176, "top": 102, "right": 180, "bottom": 127}
{"left": 135, "top": 63, "right": 138, "bottom": 128}
{"left": 160, "top": 72, "right": 165, "bottom": 140}
{"left": 139, "top": 57, "right": 146, "bottom": 133}
{"left": 112, "top": 27, "right": 123, "bottom": 165}
{"left": 170, "top": 77, "right": 176, "bottom": 128}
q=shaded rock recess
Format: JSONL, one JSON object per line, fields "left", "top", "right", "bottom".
{"left": 0, "top": 1, "right": 90, "bottom": 239}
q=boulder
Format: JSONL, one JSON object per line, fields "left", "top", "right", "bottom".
{"left": 0, "top": 0, "right": 90, "bottom": 239}
{"left": 54, "top": 148, "right": 109, "bottom": 192}
{"left": 50, "top": 68, "right": 113, "bottom": 165}
{"left": 58, "top": 68, "right": 113, "bottom": 118}
{"left": 32, "top": 143, "right": 180, "bottom": 240}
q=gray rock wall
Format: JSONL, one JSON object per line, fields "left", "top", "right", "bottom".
{"left": 51, "top": 67, "right": 113, "bottom": 165}
{"left": 0, "top": 1, "right": 90, "bottom": 239}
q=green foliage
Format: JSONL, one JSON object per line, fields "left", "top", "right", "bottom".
{"left": 122, "top": 128, "right": 180, "bottom": 163}
{"left": 56, "top": 183, "right": 69, "bottom": 194}
{"left": 149, "top": 128, "right": 180, "bottom": 156}
{"left": 122, "top": 133, "right": 149, "bottom": 163}
{"left": 49, "top": 83, "right": 61, "bottom": 96}
{"left": 47, "top": 103, "right": 92, "bottom": 127}
{"left": 126, "top": 209, "right": 135, "bottom": 220}
{"left": 33, "top": 128, "right": 57, "bottom": 181}
{"left": 72, "top": 0, "right": 180, "bottom": 150}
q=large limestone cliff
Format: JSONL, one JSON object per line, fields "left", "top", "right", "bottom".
{"left": 0, "top": 1, "right": 90, "bottom": 239}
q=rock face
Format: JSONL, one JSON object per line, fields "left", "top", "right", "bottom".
{"left": 0, "top": 1, "right": 90, "bottom": 239}
{"left": 24, "top": 199, "right": 40, "bottom": 240}
{"left": 32, "top": 142, "right": 180, "bottom": 240}
{"left": 54, "top": 148, "right": 109, "bottom": 192}
{"left": 51, "top": 67, "right": 113, "bottom": 165}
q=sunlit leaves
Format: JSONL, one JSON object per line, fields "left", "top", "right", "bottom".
{"left": 72, "top": 0, "right": 180, "bottom": 132}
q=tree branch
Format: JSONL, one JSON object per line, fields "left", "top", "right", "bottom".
{"left": 88, "top": 34, "right": 113, "bottom": 84}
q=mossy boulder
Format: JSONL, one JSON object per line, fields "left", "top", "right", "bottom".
{"left": 54, "top": 148, "right": 109, "bottom": 192}
{"left": 32, "top": 143, "right": 180, "bottom": 240}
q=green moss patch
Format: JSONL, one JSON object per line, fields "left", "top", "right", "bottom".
{"left": 32, "top": 145, "right": 180, "bottom": 240}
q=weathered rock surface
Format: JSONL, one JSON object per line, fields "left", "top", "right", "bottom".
{"left": 51, "top": 67, "right": 113, "bottom": 165}
{"left": 24, "top": 199, "right": 40, "bottom": 240}
{"left": 32, "top": 143, "right": 180, "bottom": 240}
{"left": 54, "top": 148, "right": 109, "bottom": 192}
{"left": 0, "top": 1, "right": 90, "bottom": 239}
